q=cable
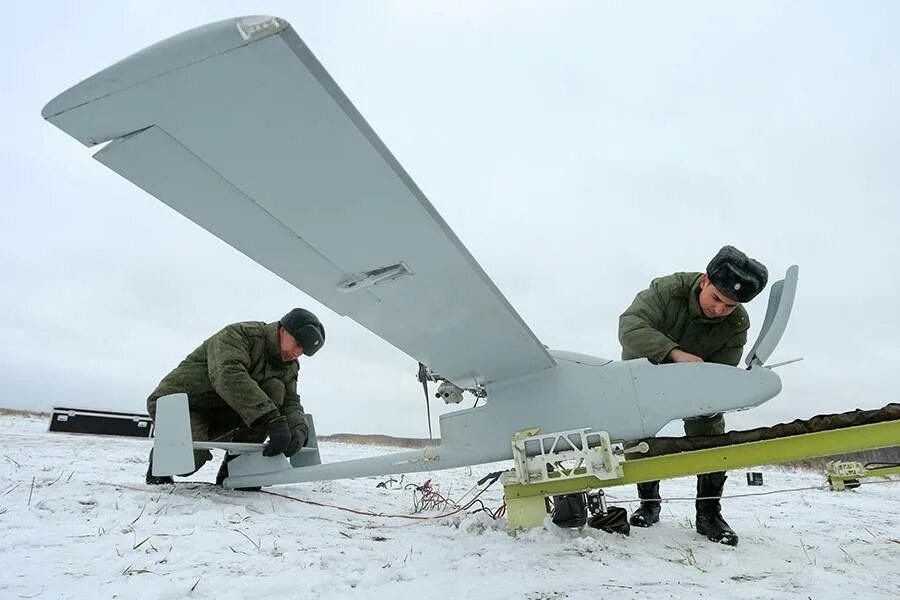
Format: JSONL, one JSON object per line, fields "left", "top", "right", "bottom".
{"left": 258, "top": 472, "right": 504, "bottom": 521}
{"left": 110, "top": 469, "right": 897, "bottom": 519}
{"left": 604, "top": 477, "right": 899, "bottom": 504}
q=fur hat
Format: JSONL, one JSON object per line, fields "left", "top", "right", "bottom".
{"left": 280, "top": 308, "right": 325, "bottom": 356}
{"left": 706, "top": 246, "right": 768, "bottom": 303}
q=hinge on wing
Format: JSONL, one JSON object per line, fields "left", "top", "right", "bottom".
{"left": 235, "top": 16, "right": 284, "bottom": 41}
{"left": 337, "top": 262, "right": 413, "bottom": 292}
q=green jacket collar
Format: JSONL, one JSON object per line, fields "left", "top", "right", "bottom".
{"left": 265, "top": 321, "right": 283, "bottom": 364}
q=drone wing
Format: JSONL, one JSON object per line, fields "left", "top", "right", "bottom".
{"left": 43, "top": 16, "right": 556, "bottom": 388}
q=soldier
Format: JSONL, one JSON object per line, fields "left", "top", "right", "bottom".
{"left": 145, "top": 308, "right": 325, "bottom": 488}
{"left": 619, "top": 246, "right": 768, "bottom": 546}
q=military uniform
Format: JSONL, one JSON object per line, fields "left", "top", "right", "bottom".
{"left": 615, "top": 247, "right": 768, "bottom": 546}
{"left": 148, "top": 321, "right": 308, "bottom": 472}
{"left": 619, "top": 271, "right": 749, "bottom": 436}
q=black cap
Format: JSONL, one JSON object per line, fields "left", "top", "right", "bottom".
{"left": 279, "top": 308, "right": 325, "bottom": 356}
{"left": 706, "top": 246, "right": 768, "bottom": 303}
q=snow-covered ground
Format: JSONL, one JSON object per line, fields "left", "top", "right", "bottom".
{"left": 1, "top": 413, "right": 897, "bottom": 600}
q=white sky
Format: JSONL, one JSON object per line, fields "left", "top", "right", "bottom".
{"left": 2, "top": 1, "right": 898, "bottom": 436}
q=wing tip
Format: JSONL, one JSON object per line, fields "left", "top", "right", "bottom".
{"left": 41, "top": 16, "right": 290, "bottom": 124}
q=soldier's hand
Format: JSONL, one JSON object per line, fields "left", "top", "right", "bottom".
{"left": 262, "top": 416, "right": 292, "bottom": 457}
{"left": 283, "top": 425, "right": 309, "bottom": 457}
{"left": 668, "top": 349, "right": 704, "bottom": 363}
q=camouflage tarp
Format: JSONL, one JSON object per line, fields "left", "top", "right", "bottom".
{"left": 638, "top": 403, "right": 900, "bottom": 458}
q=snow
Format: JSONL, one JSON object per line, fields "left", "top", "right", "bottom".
{"left": 1, "top": 414, "right": 897, "bottom": 599}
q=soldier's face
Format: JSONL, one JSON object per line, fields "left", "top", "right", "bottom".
{"left": 279, "top": 327, "right": 304, "bottom": 361}
{"left": 698, "top": 275, "right": 739, "bottom": 319}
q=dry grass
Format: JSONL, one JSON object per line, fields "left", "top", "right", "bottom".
{"left": 0, "top": 407, "right": 49, "bottom": 418}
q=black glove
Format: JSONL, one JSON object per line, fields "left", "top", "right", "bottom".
{"left": 283, "top": 425, "right": 309, "bottom": 457}
{"left": 262, "top": 415, "right": 292, "bottom": 457}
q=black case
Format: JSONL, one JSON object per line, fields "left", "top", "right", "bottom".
{"left": 49, "top": 407, "right": 152, "bottom": 438}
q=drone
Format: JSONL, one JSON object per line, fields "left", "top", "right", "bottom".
{"left": 43, "top": 16, "right": 797, "bottom": 488}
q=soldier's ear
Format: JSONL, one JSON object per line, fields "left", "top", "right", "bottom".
{"left": 699, "top": 274, "right": 710, "bottom": 289}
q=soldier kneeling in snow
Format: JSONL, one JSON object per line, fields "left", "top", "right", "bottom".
{"left": 145, "top": 308, "right": 325, "bottom": 488}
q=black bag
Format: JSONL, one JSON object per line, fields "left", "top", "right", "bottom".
{"left": 588, "top": 506, "right": 631, "bottom": 536}
{"left": 551, "top": 493, "right": 588, "bottom": 528}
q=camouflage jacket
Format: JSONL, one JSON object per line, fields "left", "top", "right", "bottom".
{"left": 148, "top": 321, "right": 305, "bottom": 428}
{"left": 618, "top": 272, "right": 749, "bottom": 366}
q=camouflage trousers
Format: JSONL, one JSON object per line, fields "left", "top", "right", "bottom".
{"left": 683, "top": 413, "right": 725, "bottom": 437}
{"left": 627, "top": 412, "right": 725, "bottom": 452}
{"left": 148, "top": 379, "right": 286, "bottom": 473}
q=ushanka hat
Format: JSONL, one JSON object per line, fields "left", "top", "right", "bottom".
{"left": 280, "top": 308, "right": 325, "bottom": 356}
{"left": 706, "top": 246, "right": 768, "bottom": 303}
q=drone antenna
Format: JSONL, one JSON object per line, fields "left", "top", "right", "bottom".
{"left": 417, "top": 362, "right": 433, "bottom": 439}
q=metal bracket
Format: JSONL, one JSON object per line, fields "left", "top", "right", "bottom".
{"left": 826, "top": 459, "right": 900, "bottom": 491}
{"left": 509, "top": 427, "right": 623, "bottom": 485}
{"left": 336, "top": 262, "right": 412, "bottom": 292}
{"left": 826, "top": 460, "right": 865, "bottom": 491}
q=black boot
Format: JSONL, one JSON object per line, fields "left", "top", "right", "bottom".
{"left": 629, "top": 480, "right": 661, "bottom": 527}
{"left": 216, "top": 454, "right": 261, "bottom": 492}
{"left": 696, "top": 472, "right": 738, "bottom": 546}
{"left": 145, "top": 450, "right": 174, "bottom": 485}
{"left": 551, "top": 493, "right": 587, "bottom": 528}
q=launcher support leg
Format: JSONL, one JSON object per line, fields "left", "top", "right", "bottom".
{"left": 506, "top": 493, "right": 548, "bottom": 530}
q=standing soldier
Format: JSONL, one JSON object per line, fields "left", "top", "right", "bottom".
{"left": 145, "top": 308, "right": 325, "bottom": 488}
{"left": 619, "top": 246, "right": 768, "bottom": 546}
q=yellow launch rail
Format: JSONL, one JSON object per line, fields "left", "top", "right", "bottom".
{"left": 503, "top": 419, "right": 900, "bottom": 529}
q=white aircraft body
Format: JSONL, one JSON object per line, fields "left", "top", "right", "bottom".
{"left": 43, "top": 16, "right": 797, "bottom": 487}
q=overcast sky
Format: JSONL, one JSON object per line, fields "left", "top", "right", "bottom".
{"left": 2, "top": 1, "right": 898, "bottom": 437}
